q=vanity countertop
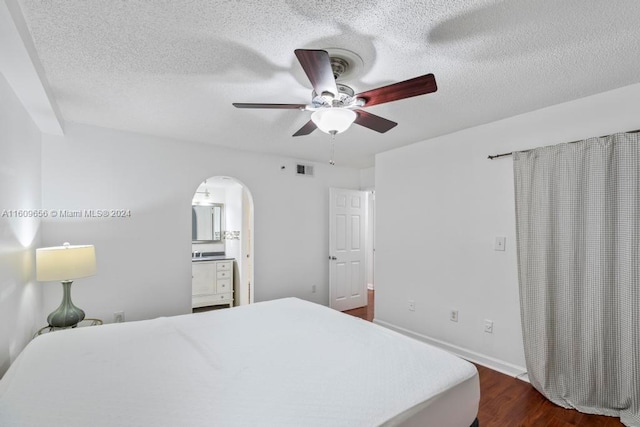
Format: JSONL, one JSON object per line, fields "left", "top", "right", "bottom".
{"left": 192, "top": 255, "right": 234, "bottom": 262}
{"left": 191, "top": 252, "right": 234, "bottom": 262}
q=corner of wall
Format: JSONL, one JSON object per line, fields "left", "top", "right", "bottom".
{"left": 0, "top": 73, "right": 44, "bottom": 377}
{"left": 374, "top": 319, "right": 527, "bottom": 378}
{"left": 359, "top": 166, "right": 375, "bottom": 190}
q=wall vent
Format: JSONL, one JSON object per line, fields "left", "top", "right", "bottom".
{"left": 296, "top": 164, "right": 314, "bottom": 176}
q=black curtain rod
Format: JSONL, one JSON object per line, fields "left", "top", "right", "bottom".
{"left": 487, "top": 129, "right": 640, "bottom": 160}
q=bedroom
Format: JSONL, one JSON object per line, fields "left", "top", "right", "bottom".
{"left": 1, "top": 0, "right": 639, "bottom": 425}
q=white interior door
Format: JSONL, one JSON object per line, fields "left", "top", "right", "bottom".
{"left": 329, "top": 188, "right": 367, "bottom": 311}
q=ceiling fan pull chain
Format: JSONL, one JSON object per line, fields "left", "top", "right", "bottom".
{"left": 330, "top": 138, "right": 336, "bottom": 166}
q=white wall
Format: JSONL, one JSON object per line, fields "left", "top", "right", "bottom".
{"left": 223, "top": 183, "right": 243, "bottom": 262}
{"left": 359, "top": 167, "right": 375, "bottom": 190}
{"left": 375, "top": 82, "right": 640, "bottom": 375}
{"left": 241, "top": 188, "right": 252, "bottom": 305}
{"left": 224, "top": 183, "right": 243, "bottom": 305}
{"left": 358, "top": 167, "right": 376, "bottom": 289}
{"left": 0, "top": 73, "right": 43, "bottom": 377}
{"left": 41, "top": 123, "right": 361, "bottom": 323}
{"left": 365, "top": 191, "right": 375, "bottom": 289}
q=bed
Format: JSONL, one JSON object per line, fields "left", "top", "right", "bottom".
{"left": 0, "top": 298, "right": 480, "bottom": 426}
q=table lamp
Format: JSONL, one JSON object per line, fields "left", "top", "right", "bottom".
{"left": 36, "top": 242, "right": 96, "bottom": 328}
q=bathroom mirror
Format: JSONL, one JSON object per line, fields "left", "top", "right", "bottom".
{"left": 192, "top": 203, "right": 224, "bottom": 242}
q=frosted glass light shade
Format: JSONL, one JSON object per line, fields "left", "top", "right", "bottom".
{"left": 311, "top": 108, "right": 357, "bottom": 134}
{"left": 36, "top": 243, "right": 96, "bottom": 281}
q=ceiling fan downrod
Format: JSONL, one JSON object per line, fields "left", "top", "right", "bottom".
{"left": 330, "top": 57, "right": 349, "bottom": 81}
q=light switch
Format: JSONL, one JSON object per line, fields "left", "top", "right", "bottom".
{"left": 494, "top": 236, "right": 506, "bottom": 251}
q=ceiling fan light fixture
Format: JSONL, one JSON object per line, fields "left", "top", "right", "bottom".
{"left": 311, "top": 108, "right": 356, "bottom": 135}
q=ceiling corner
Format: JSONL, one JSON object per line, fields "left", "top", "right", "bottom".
{"left": 0, "top": 0, "right": 64, "bottom": 135}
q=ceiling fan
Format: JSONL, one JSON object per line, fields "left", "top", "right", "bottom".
{"left": 232, "top": 49, "right": 437, "bottom": 137}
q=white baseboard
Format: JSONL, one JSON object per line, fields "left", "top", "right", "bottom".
{"left": 367, "top": 283, "right": 374, "bottom": 290}
{"left": 373, "top": 318, "right": 529, "bottom": 382}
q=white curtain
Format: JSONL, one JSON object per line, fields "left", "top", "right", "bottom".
{"left": 513, "top": 132, "right": 639, "bottom": 426}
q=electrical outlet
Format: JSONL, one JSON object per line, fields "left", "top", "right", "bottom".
{"left": 450, "top": 309, "right": 459, "bottom": 322}
{"left": 311, "top": 284, "right": 316, "bottom": 293}
{"left": 408, "top": 299, "right": 415, "bottom": 311}
{"left": 484, "top": 319, "right": 494, "bottom": 333}
{"left": 114, "top": 311, "right": 125, "bottom": 323}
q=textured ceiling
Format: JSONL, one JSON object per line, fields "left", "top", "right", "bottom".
{"left": 17, "top": 0, "right": 640, "bottom": 168}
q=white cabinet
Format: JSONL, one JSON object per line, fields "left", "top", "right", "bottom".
{"left": 192, "top": 260, "right": 234, "bottom": 308}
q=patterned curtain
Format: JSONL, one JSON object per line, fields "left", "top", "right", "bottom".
{"left": 513, "top": 132, "right": 639, "bottom": 426}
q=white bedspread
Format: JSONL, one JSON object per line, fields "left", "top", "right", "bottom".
{"left": 0, "top": 298, "right": 478, "bottom": 426}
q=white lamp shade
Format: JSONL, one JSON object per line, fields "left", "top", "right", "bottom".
{"left": 311, "top": 108, "right": 357, "bottom": 134}
{"left": 36, "top": 243, "right": 96, "bottom": 281}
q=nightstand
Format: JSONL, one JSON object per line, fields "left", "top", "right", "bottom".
{"left": 34, "top": 318, "right": 103, "bottom": 337}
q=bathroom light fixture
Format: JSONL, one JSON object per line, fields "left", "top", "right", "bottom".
{"left": 194, "top": 188, "right": 215, "bottom": 206}
{"left": 311, "top": 108, "right": 357, "bottom": 135}
{"left": 36, "top": 242, "right": 97, "bottom": 328}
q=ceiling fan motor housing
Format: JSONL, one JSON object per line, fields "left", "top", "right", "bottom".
{"left": 312, "top": 84, "right": 356, "bottom": 108}
{"left": 330, "top": 57, "right": 349, "bottom": 80}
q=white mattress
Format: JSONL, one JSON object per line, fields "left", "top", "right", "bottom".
{"left": 0, "top": 298, "right": 479, "bottom": 426}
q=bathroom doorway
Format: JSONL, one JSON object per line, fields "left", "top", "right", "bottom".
{"left": 191, "top": 176, "right": 254, "bottom": 309}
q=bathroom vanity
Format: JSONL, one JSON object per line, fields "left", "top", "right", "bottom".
{"left": 192, "top": 256, "right": 234, "bottom": 308}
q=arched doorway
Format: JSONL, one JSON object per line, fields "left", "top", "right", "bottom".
{"left": 190, "top": 176, "right": 254, "bottom": 310}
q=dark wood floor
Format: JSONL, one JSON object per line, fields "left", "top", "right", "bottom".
{"left": 343, "top": 290, "right": 624, "bottom": 427}
{"left": 342, "top": 289, "right": 375, "bottom": 322}
{"left": 474, "top": 364, "right": 623, "bottom": 426}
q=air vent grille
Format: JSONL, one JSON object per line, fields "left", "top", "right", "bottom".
{"left": 296, "top": 164, "right": 314, "bottom": 176}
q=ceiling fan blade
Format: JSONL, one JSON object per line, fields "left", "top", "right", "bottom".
{"left": 294, "top": 49, "right": 339, "bottom": 97}
{"left": 354, "top": 110, "right": 397, "bottom": 133}
{"left": 356, "top": 74, "right": 437, "bottom": 107}
{"left": 293, "top": 120, "right": 317, "bottom": 137}
{"left": 233, "top": 103, "right": 306, "bottom": 109}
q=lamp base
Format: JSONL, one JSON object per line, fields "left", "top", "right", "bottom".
{"left": 47, "top": 280, "right": 85, "bottom": 328}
